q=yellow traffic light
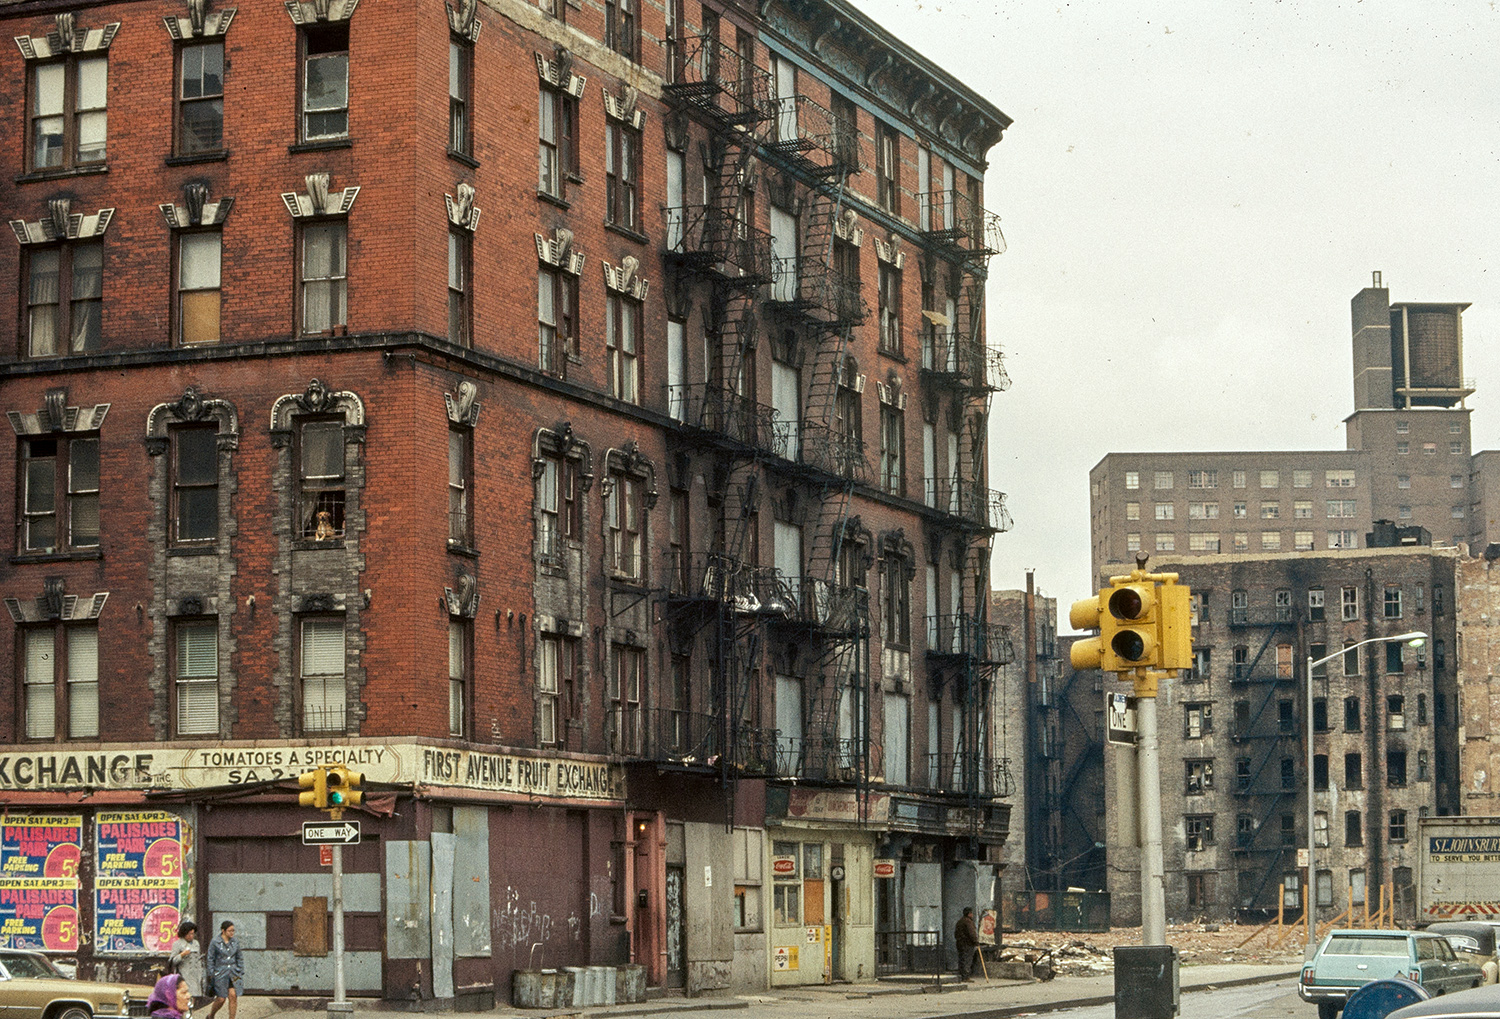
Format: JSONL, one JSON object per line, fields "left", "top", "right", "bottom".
{"left": 1069, "top": 591, "right": 1107, "bottom": 670}
{"left": 298, "top": 768, "right": 327, "bottom": 810}
{"left": 1106, "top": 581, "right": 1157, "bottom": 670}
{"left": 328, "top": 765, "right": 364, "bottom": 808}
{"left": 1156, "top": 579, "right": 1193, "bottom": 670}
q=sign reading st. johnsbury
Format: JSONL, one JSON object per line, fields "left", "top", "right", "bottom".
{"left": 0, "top": 742, "right": 626, "bottom": 802}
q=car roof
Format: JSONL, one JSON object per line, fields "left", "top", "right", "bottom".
{"left": 1389, "top": 983, "right": 1500, "bottom": 1017}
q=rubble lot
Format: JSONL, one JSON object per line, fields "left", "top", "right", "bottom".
{"left": 997, "top": 923, "right": 1306, "bottom": 978}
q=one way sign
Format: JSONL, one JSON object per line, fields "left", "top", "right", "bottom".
{"left": 302, "top": 820, "right": 361, "bottom": 845}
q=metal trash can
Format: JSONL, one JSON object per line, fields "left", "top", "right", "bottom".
{"left": 1343, "top": 977, "right": 1428, "bottom": 1019}
{"left": 1113, "top": 945, "right": 1179, "bottom": 1019}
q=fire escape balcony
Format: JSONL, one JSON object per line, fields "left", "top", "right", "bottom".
{"left": 779, "top": 575, "right": 868, "bottom": 637}
{"left": 799, "top": 422, "right": 869, "bottom": 483}
{"left": 663, "top": 32, "right": 772, "bottom": 129}
{"left": 666, "top": 383, "right": 786, "bottom": 457}
{"left": 917, "top": 189, "right": 1005, "bottom": 263}
{"left": 663, "top": 552, "right": 797, "bottom": 617}
{"left": 778, "top": 730, "right": 864, "bottom": 782}
{"left": 921, "top": 331, "right": 1011, "bottom": 393}
{"left": 922, "top": 479, "right": 1012, "bottom": 533}
{"left": 764, "top": 94, "right": 860, "bottom": 177}
{"left": 767, "top": 258, "right": 866, "bottom": 326}
{"left": 924, "top": 752, "right": 1013, "bottom": 800}
{"left": 662, "top": 205, "right": 774, "bottom": 284}
{"left": 925, "top": 614, "right": 1014, "bottom": 665}
{"left": 639, "top": 708, "right": 780, "bottom": 775}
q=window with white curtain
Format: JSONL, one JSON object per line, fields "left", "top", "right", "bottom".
{"left": 175, "top": 620, "right": 218, "bottom": 735}
{"left": 301, "top": 617, "right": 346, "bottom": 732}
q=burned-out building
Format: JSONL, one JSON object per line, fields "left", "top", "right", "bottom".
{"left": 0, "top": 0, "right": 1014, "bottom": 1001}
{"left": 1100, "top": 542, "right": 1460, "bottom": 927}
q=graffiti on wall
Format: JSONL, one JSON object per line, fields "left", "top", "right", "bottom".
{"left": 0, "top": 815, "right": 82, "bottom": 951}
{"left": 494, "top": 885, "right": 584, "bottom": 962}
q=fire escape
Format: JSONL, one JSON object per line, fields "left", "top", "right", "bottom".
{"left": 918, "top": 183, "right": 1012, "bottom": 845}
{"left": 1227, "top": 597, "right": 1298, "bottom": 917}
{"left": 658, "top": 29, "right": 784, "bottom": 822}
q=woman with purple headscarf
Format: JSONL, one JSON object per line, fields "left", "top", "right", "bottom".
{"left": 147, "top": 973, "right": 192, "bottom": 1019}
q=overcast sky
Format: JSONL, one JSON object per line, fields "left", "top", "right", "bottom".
{"left": 851, "top": 0, "right": 1500, "bottom": 622}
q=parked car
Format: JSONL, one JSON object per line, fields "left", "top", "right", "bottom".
{"left": 1389, "top": 984, "right": 1500, "bottom": 1017}
{"left": 1430, "top": 923, "right": 1500, "bottom": 985}
{"left": 0, "top": 950, "right": 152, "bottom": 1019}
{"left": 1300, "top": 929, "right": 1486, "bottom": 1018}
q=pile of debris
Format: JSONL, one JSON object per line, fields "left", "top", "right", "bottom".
{"left": 994, "top": 922, "right": 1305, "bottom": 977}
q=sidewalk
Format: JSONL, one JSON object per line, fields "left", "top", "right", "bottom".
{"left": 232, "top": 963, "right": 1300, "bottom": 1019}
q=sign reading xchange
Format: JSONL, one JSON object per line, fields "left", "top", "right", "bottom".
{"left": 0, "top": 742, "right": 627, "bottom": 802}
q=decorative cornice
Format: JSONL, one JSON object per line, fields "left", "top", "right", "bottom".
{"left": 445, "top": 183, "right": 481, "bottom": 233}
{"left": 285, "top": 0, "right": 359, "bottom": 25}
{"left": 14, "top": 15, "right": 119, "bottom": 59}
{"left": 11, "top": 201, "right": 114, "bottom": 245}
{"left": 163, "top": 2, "right": 237, "bottom": 39}
{"left": 161, "top": 184, "right": 234, "bottom": 229}
{"left": 281, "top": 173, "right": 359, "bottom": 218}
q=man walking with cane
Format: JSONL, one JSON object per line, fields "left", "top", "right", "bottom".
{"left": 955, "top": 906, "right": 982, "bottom": 981}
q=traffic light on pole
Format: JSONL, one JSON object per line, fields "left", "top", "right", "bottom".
{"left": 1069, "top": 589, "right": 1108, "bottom": 670}
{"left": 1155, "top": 578, "right": 1193, "bottom": 671}
{"left": 327, "top": 766, "right": 364, "bottom": 809}
{"left": 1106, "top": 580, "right": 1157, "bottom": 670}
{"left": 298, "top": 768, "right": 328, "bottom": 810}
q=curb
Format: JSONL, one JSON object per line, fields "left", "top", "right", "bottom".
{"left": 898, "top": 968, "right": 1303, "bottom": 1019}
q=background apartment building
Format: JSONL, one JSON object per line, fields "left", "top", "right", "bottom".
{"left": 1091, "top": 275, "right": 1484, "bottom": 579}
{"left": 1099, "top": 543, "right": 1459, "bottom": 926}
{"left": 0, "top": 0, "right": 1012, "bottom": 1001}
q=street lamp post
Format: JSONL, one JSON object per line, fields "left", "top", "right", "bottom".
{"left": 1304, "top": 629, "right": 1426, "bottom": 960}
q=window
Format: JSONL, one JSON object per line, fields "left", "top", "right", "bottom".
{"left": 1154, "top": 471, "right": 1173, "bottom": 489}
{"left": 1418, "top": 694, "right": 1428, "bottom": 725}
{"left": 877, "top": 263, "right": 902, "bottom": 354}
{"left": 300, "top": 617, "right": 346, "bottom": 732}
{"left": 23, "top": 625, "right": 99, "bottom": 740}
{"left": 1188, "top": 533, "right": 1219, "bottom": 552}
{"left": 1452, "top": 504, "right": 1466, "bottom": 518}
{"left": 448, "top": 229, "right": 470, "bottom": 345}
{"left": 1185, "top": 815, "right": 1214, "bottom": 851}
{"left": 1346, "top": 812, "right": 1363, "bottom": 847}
{"left": 1232, "top": 470, "right": 1246, "bottom": 488}
{"left": 1313, "top": 754, "right": 1328, "bottom": 791}
{"left": 1233, "top": 700, "right": 1249, "bottom": 737}
{"left": 449, "top": 36, "right": 471, "bottom": 155}
{"left": 1418, "top": 749, "right": 1429, "bottom": 781}
{"left": 537, "top": 87, "right": 578, "bottom": 198}
{"left": 1310, "top": 643, "right": 1327, "bottom": 679}
{"left": 1261, "top": 531, "right": 1281, "bottom": 551}
{"left": 1155, "top": 534, "right": 1175, "bottom": 551}
{"left": 882, "top": 551, "right": 910, "bottom": 648}
{"left": 772, "top": 840, "right": 802, "bottom": 925}
{"left": 1184, "top": 702, "right": 1211, "bottom": 738}
{"left": 1126, "top": 533, "right": 1140, "bottom": 552}
{"left": 1398, "top": 474, "right": 1411, "bottom": 489}
{"left": 1188, "top": 470, "right": 1217, "bottom": 489}
{"left": 171, "top": 427, "right": 218, "bottom": 545}
{"left": 1397, "top": 440, "right": 1409, "bottom": 455}
{"left": 1235, "top": 758, "right": 1250, "bottom": 791}
{"left": 300, "top": 221, "right": 347, "bottom": 335}
{"left": 1387, "top": 694, "right": 1405, "bottom": 732}
{"left": 1126, "top": 502, "right": 1140, "bottom": 520}
{"left": 1423, "top": 442, "right": 1437, "bottom": 455}
{"left": 1390, "top": 810, "right": 1408, "bottom": 842}
{"left": 1233, "top": 501, "right": 1247, "bottom": 518}
{"left": 1281, "top": 758, "right": 1296, "bottom": 790}
{"left": 1387, "top": 750, "right": 1407, "bottom": 787}
{"left": 1313, "top": 698, "right": 1328, "bottom": 732}
{"left": 448, "top": 427, "right": 472, "bottom": 547}
{"left": 1124, "top": 471, "right": 1139, "bottom": 490}
{"left": 1185, "top": 759, "right": 1213, "bottom": 793}
{"left": 1294, "top": 531, "right": 1314, "bottom": 550}
{"left": 1272, "top": 590, "right": 1292, "bottom": 622}
{"left": 1344, "top": 695, "right": 1360, "bottom": 731}
{"left": 174, "top": 619, "right": 218, "bottom": 735}
{"left": 1188, "top": 502, "right": 1219, "bottom": 519}
{"left": 1341, "top": 587, "right": 1358, "bottom": 620}
{"left": 1154, "top": 503, "right": 1174, "bottom": 520}
{"left": 1233, "top": 645, "right": 1248, "bottom": 679}
{"left": 537, "top": 634, "right": 579, "bottom": 745}
{"left": 607, "top": 295, "right": 641, "bottom": 403}
{"left": 1231, "top": 590, "right": 1247, "bottom": 625}
{"left": 1326, "top": 470, "right": 1356, "bottom": 487}
{"left": 1233, "top": 532, "right": 1248, "bottom": 550}
{"left": 1396, "top": 419, "right": 1409, "bottom": 433}
{"left": 1259, "top": 470, "right": 1278, "bottom": 488}
{"left": 1292, "top": 469, "right": 1311, "bottom": 488}
{"left": 1260, "top": 502, "right": 1279, "bottom": 519}
{"left": 1450, "top": 421, "right": 1462, "bottom": 434}
{"left": 880, "top": 406, "right": 904, "bottom": 496}
{"left": 1383, "top": 586, "right": 1402, "bottom": 618}
{"left": 876, "top": 120, "right": 899, "bottom": 213}
{"left": 25, "top": 242, "right": 103, "bottom": 356}
{"left": 1350, "top": 867, "right": 1366, "bottom": 904}
{"left": 605, "top": 0, "right": 638, "bottom": 59}
{"left": 606, "top": 121, "right": 641, "bottom": 229}
{"left": 28, "top": 54, "right": 107, "bottom": 171}
{"left": 536, "top": 456, "right": 582, "bottom": 558}
{"left": 1326, "top": 499, "right": 1356, "bottom": 518}
{"left": 20, "top": 435, "right": 100, "bottom": 553}
{"left": 169, "top": 41, "right": 227, "bottom": 159}
{"left": 732, "top": 828, "right": 762, "bottom": 931}
{"left": 1399, "top": 505, "right": 1412, "bottom": 520}
{"left": 608, "top": 645, "right": 643, "bottom": 753}
{"left": 176, "top": 232, "right": 222, "bottom": 345}
{"left": 1451, "top": 475, "right": 1465, "bottom": 489}
{"left": 448, "top": 619, "right": 468, "bottom": 737}
{"left": 1328, "top": 529, "right": 1356, "bottom": 548}
{"left": 1276, "top": 645, "right": 1293, "bottom": 679}
{"left": 538, "top": 264, "right": 578, "bottom": 375}
{"left": 1186, "top": 873, "right": 1213, "bottom": 908}
{"left": 606, "top": 474, "right": 644, "bottom": 580}
{"left": 1345, "top": 752, "right": 1362, "bottom": 789}
{"left": 1293, "top": 500, "right": 1313, "bottom": 519}
{"left": 300, "top": 24, "right": 349, "bottom": 141}
{"left": 296, "top": 419, "right": 345, "bottom": 540}
{"left": 1343, "top": 643, "right": 1360, "bottom": 677}
{"left": 1385, "top": 641, "right": 1405, "bottom": 674}
{"left": 1190, "top": 648, "right": 1210, "bottom": 681}
{"left": 1189, "top": 593, "right": 1203, "bottom": 626}
{"left": 1452, "top": 441, "right": 1464, "bottom": 455}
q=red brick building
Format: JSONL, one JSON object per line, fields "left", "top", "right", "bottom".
{"left": 0, "top": 0, "right": 1010, "bottom": 1001}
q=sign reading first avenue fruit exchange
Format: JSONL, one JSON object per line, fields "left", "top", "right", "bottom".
{"left": 0, "top": 741, "right": 627, "bottom": 803}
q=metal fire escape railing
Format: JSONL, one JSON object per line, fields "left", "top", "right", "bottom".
{"left": 666, "top": 383, "right": 786, "bottom": 458}
{"left": 916, "top": 188, "right": 1006, "bottom": 266}
{"left": 921, "top": 479, "right": 1012, "bottom": 532}
{"left": 662, "top": 32, "right": 773, "bottom": 128}
{"left": 763, "top": 93, "right": 860, "bottom": 179}
{"left": 925, "top": 615, "right": 1014, "bottom": 665}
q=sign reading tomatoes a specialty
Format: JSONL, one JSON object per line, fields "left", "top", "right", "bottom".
{"left": 95, "top": 812, "right": 184, "bottom": 954}
{"left": 0, "top": 815, "right": 83, "bottom": 951}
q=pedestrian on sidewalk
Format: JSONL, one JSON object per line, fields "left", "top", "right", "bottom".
{"left": 955, "top": 907, "right": 982, "bottom": 981}
{"left": 167, "top": 922, "right": 204, "bottom": 1005}
{"left": 203, "top": 920, "right": 243, "bottom": 1019}
{"left": 147, "top": 973, "right": 191, "bottom": 1019}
